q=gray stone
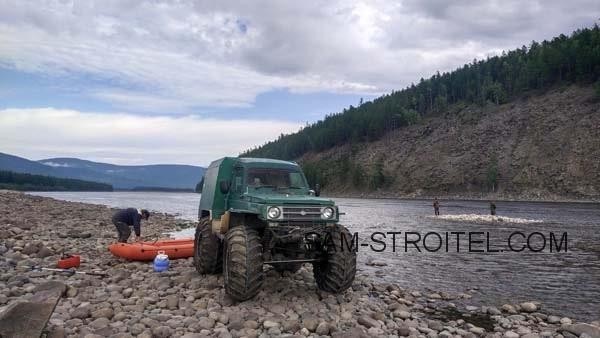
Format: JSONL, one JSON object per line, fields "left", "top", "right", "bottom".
{"left": 66, "top": 286, "right": 78, "bottom": 298}
{"left": 469, "top": 327, "right": 485, "bottom": 335}
{"left": 166, "top": 295, "right": 179, "bottom": 309}
{"left": 428, "top": 320, "right": 444, "bottom": 331}
{"left": 37, "top": 246, "right": 54, "bottom": 258}
{"left": 22, "top": 243, "right": 39, "bottom": 255}
{"left": 282, "top": 320, "right": 301, "bottom": 333}
{"left": 228, "top": 319, "right": 244, "bottom": 331}
{"left": 0, "top": 281, "right": 65, "bottom": 338}
{"left": 315, "top": 322, "right": 330, "bottom": 335}
{"left": 302, "top": 318, "right": 319, "bottom": 331}
{"left": 129, "top": 323, "right": 145, "bottom": 335}
{"left": 502, "top": 304, "right": 517, "bottom": 313}
{"left": 197, "top": 316, "right": 215, "bottom": 330}
{"left": 504, "top": 331, "right": 519, "bottom": 338}
{"left": 396, "top": 310, "right": 411, "bottom": 319}
{"left": 561, "top": 323, "right": 600, "bottom": 338}
{"left": 367, "top": 327, "right": 385, "bottom": 336}
{"left": 122, "top": 288, "right": 133, "bottom": 297}
{"left": 89, "top": 317, "right": 110, "bottom": 330}
{"left": 398, "top": 325, "right": 411, "bottom": 336}
{"left": 270, "top": 304, "right": 286, "bottom": 314}
{"left": 520, "top": 302, "right": 538, "bottom": 313}
{"left": 140, "top": 318, "right": 159, "bottom": 328}
{"left": 92, "top": 307, "right": 113, "bottom": 319}
{"left": 560, "top": 318, "right": 573, "bottom": 325}
{"left": 70, "top": 306, "right": 91, "bottom": 319}
{"left": 517, "top": 326, "right": 532, "bottom": 335}
{"left": 263, "top": 320, "right": 279, "bottom": 329}
{"left": 487, "top": 307, "right": 502, "bottom": 315}
{"left": 244, "top": 320, "right": 259, "bottom": 329}
{"left": 181, "top": 334, "right": 204, "bottom": 338}
{"left": 47, "top": 326, "right": 66, "bottom": 338}
{"left": 152, "top": 326, "right": 173, "bottom": 338}
{"left": 508, "top": 315, "right": 527, "bottom": 322}
{"left": 65, "top": 318, "right": 83, "bottom": 327}
{"left": 547, "top": 316, "right": 561, "bottom": 324}
{"left": 358, "top": 315, "right": 381, "bottom": 329}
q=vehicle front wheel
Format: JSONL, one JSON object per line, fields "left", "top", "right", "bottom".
{"left": 313, "top": 224, "right": 356, "bottom": 293}
{"left": 223, "top": 227, "right": 264, "bottom": 301}
{"left": 193, "top": 218, "right": 222, "bottom": 274}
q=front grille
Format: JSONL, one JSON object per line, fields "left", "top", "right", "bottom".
{"left": 282, "top": 206, "right": 321, "bottom": 221}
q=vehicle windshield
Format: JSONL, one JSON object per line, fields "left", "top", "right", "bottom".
{"left": 246, "top": 167, "right": 309, "bottom": 193}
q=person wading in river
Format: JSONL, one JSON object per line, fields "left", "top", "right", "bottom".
{"left": 490, "top": 201, "right": 497, "bottom": 216}
{"left": 433, "top": 198, "right": 440, "bottom": 216}
{"left": 112, "top": 208, "right": 150, "bottom": 243}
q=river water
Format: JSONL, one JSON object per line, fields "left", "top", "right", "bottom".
{"left": 30, "top": 191, "right": 600, "bottom": 321}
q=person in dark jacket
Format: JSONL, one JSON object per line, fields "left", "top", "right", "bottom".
{"left": 433, "top": 198, "right": 440, "bottom": 216}
{"left": 112, "top": 208, "right": 150, "bottom": 243}
{"left": 490, "top": 201, "right": 497, "bottom": 216}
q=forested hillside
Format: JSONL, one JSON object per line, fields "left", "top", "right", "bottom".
{"left": 0, "top": 170, "right": 113, "bottom": 191}
{"left": 243, "top": 26, "right": 600, "bottom": 161}
{"left": 241, "top": 26, "right": 600, "bottom": 199}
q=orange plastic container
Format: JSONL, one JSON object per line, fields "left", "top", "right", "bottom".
{"left": 57, "top": 254, "right": 81, "bottom": 269}
{"left": 108, "top": 238, "right": 194, "bottom": 261}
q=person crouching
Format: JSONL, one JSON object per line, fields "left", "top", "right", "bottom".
{"left": 112, "top": 208, "right": 150, "bottom": 243}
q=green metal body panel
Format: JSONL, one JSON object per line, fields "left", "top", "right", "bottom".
{"left": 198, "top": 157, "right": 339, "bottom": 223}
{"left": 198, "top": 157, "right": 235, "bottom": 219}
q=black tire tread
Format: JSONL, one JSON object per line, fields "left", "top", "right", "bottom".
{"left": 193, "top": 218, "right": 223, "bottom": 274}
{"left": 223, "top": 227, "right": 264, "bottom": 301}
{"left": 313, "top": 224, "right": 357, "bottom": 293}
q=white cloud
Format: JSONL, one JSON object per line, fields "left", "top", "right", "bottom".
{"left": 0, "top": 108, "right": 301, "bottom": 165}
{"left": 1, "top": 0, "right": 597, "bottom": 112}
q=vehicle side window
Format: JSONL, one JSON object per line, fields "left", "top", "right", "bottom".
{"left": 233, "top": 168, "right": 243, "bottom": 193}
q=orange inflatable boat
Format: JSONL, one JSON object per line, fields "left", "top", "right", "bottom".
{"left": 108, "top": 238, "right": 194, "bottom": 261}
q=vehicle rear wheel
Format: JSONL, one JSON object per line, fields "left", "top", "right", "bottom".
{"left": 313, "top": 224, "right": 356, "bottom": 293}
{"left": 223, "top": 227, "right": 264, "bottom": 301}
{"left": 193, "top": 218, "right": 222, "bottom": 274}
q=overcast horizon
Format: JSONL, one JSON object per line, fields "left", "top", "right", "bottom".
{"left": 1, "top": 1, "right": 599, "bottom": 166}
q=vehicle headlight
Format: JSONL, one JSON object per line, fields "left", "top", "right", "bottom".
{"left": 321, "top": 207, "right": 335, "bottom": 219}
{"left": 267, "top": 206, "right": 281, "bottom": 219}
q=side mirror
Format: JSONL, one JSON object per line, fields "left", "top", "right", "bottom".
{"left": 314, "top": 183, "right": 321, "bottom": 197}
{"left": 219, "top": 180, "right": 231, "bottom": 194}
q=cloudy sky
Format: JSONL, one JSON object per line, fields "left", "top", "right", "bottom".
{"left": 1, "top": 0, "right": 598, "bottom": 166}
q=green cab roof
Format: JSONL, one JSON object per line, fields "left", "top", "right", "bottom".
{"left": 237, "top": 157, "right": 298, "bottom": 166}
{"left": 208, "top": 157, "right": 298, "bottom": 168}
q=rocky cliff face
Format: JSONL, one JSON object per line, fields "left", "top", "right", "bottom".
{"left": 300, "top": 85, "right": 600, "bottom": 200}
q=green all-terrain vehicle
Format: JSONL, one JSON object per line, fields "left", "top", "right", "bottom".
{"left": 194, "top": 157, "right": 356, "bottom": 301}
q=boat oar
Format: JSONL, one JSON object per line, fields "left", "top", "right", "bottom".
{"left": 31, "top": 266, "right": 109, "bottom": 277}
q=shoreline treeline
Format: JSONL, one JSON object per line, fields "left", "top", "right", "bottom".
{"left": 0, "top": 170, "right": 113, "bottom": 191}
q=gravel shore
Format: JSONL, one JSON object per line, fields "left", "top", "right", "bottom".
{"left": 1, "top": 191, "right": 598, "bottom": 338}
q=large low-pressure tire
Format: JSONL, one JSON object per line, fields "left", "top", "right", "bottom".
{"left": 223, "top": 227, "right": 264, "bottom": 301}
{"left": 313, "top": 224, "right": 356, "bottom": 293}
{"left": 193, "top": 218, "right": 223, "bottom": 274}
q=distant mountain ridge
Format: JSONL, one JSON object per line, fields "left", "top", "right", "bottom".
{"left": 0, "top": 152, "right": 205, "bottom": 190}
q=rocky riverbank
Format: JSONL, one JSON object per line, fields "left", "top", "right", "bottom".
{"left": 0, "top": 191, "right": 599, "bottom": 338}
